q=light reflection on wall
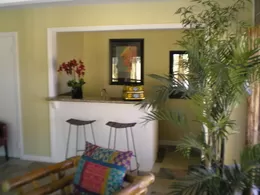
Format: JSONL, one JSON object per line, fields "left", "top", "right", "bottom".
{"left": 112, "top": 57, "right": 141, "bottom": 83}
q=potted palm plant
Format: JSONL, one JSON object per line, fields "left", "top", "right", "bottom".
{"left": 171, "top": 143, "right": 260, "bottom": 195}
{"left": 139, "top": 0, "right": 260, "bottom": 194}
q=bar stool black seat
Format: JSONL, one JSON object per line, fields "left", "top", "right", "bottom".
{"left": 66, "top": 119, "right": 96, "bottom": 126}
{"left": 65, "top": 119, "right": 96, "bottom": 159}
{"left": 106, "top": 121, "right": 136, "bottom": 128}
{"left": 106, "top": 121, "right": 139, "bottom": 174}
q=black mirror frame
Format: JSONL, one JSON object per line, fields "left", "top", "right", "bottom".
{"left": 109, "top": 39, "right": 144, "bottom": 86}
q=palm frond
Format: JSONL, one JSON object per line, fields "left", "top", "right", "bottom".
{"left": 176, "top": 132, "right": 206, "bottom": 159}
{"left": 240, "top": 144, "right": 260, "bottom": 171}
{"left": 141, "top": 109, "right": 187, "bottom": 126}
{"left": 137, "top": 74, "right": 186, "bottom": 109}
{"left": 223, "top": 163, "right": 248, "bottom": 192}
{"left": 170, "top": 162, "right": 255, "bottom": 195}
{"left": 163, "top": 0, "right": 260, "bottom": 194}
{"left": 170, "top": 167, "right": 222, "bottom": 195}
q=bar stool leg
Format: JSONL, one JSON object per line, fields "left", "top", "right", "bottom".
{"left": 108, "top": 127, "right": 112, "bottom": 149}
{"left": 125, "top": 127, "right": 131, "bottom": 170}
{"left": 113, "top": 128, "right": 117, "bottom": 150}
{"left": 130, "top": 127, "right": 139, "bottom": 174}
{"left": 125, "top": 128, "right": 130, "bottom": 151}
{"left": 76, "top": 126, "right": 79, "bottom": 155}
{"left": 65, "top": 124, "right": 72, "bottom": 159}
{"left": 83, "top": 125, "right": 87, "bottom": 144}
{"left": 90, "top": 123, "right": 96, "bottom": 144}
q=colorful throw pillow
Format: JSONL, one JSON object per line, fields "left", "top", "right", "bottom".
{"left": 84, "top": 141, "right": 133, "bottom": 170}
{"left": 73, "top": 142, "right": 133, "bottom": 195}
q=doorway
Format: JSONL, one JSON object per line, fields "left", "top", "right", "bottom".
{"left": 0, "top": 32, "right": 22, "bottom": 158}
{"left": 47, "top": 24, "right": 183, "bottom": 162}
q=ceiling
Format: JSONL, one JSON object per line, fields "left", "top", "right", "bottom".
{"left": 0, "top": 0, "right": 171, "bottom": 8}
{"left": 0, "top": 0, "right": 68, "bottom": 6}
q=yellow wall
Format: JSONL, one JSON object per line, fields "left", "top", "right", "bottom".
{"left": 224, "top": 96, "right": 248, "bottom": 164}
{"left": 57, "top": 32, "right": 84, "bottom": 93}
{"left": 0, "top": 0, "right": 252, "bottom": 157}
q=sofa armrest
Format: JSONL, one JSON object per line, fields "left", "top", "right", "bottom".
{"left": 2, "top": 156, "right": 155, "bottom": 195}
{"left": 2, "top": 156, "right": 80, "bottom": 193}
{"left": 116, "top": 173, "right": 155, "bottom": 195}
{"left": 25, "top": 174, "right": 74, "bottom": 195}
{"left": 20, "top": 173, "right": 155, "bottom": 195}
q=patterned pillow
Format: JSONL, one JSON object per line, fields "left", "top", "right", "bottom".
{"left": 73, "top": 142, "right": 133, "bottom": 195}
{"left": 84, "top": 142, "right": 133, "bottom": 170}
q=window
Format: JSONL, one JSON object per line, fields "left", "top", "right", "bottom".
{"left": 169, "top": 50, "right": 189, "bottom": 98}
{"left": 112, "top": 56, "right": 141, "bottom": 83}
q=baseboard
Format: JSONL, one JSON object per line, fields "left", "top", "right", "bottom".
{"left": 159, "top": 140, "right": 179, "bottom": 146}
{"left": 21, "top": 155, "right": 53, "bottom": 163}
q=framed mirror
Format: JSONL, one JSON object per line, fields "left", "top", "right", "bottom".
{"left": 109, "top": 39, "right": 144, "bottom": 85}
{"left": 169, "top": 50, "right": 189, "bottom": 99}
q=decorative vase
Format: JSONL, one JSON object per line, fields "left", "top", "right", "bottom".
{"left": 71, "top": 86, "right": 83, "bottom": 99}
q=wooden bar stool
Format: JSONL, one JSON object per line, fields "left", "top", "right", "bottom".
{"left": 65, "top": 119, "right": 96, "bottom": 159}
{"left": 106, "top": 121, "right": 139, "bottom": 174}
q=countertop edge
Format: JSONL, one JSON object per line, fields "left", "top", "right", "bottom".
{"left": 46, "top": 96, "right": 141, "bottom": 104}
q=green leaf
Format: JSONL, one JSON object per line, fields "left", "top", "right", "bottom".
{"left": 141, "top": 109, "right": 187, "bottom": 126}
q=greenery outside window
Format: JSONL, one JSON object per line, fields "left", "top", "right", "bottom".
{"left": 169, "top": 50, "right": 189, "bottom": 99}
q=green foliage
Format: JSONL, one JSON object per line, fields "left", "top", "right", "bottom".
{"left": 175, "top": 132, "right": 208, "bottom": 159}
{"left": 67, "top": 78, "right": 85, "bottom": 88}
{"left": 137, "top": 0, "right": 260, "bottom": 194}
{"left": 170, "top": 144, "right": 260, "bottom": 194}
{"left": 139, "top": 0, "right": 260, "bottom": 167}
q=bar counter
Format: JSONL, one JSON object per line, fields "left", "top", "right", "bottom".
{"left": 47, "top": 95, "right": 158, "bottom": 172}
{"left": 47, "top": 96, "right": 138, "bottom": 104}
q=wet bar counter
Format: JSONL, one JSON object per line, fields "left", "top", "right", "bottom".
{"left": 48, "top": 96, "right": 158, "bottom": 172}
{"left": 47, "top": 96, "right": 138, "bottom": 104}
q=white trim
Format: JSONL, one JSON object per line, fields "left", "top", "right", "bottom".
{"left": 21, "top": 155, "right": 53, "bottom": 163}
{"left": 47, "top": 28, "right": 57, "bottom": 98}
{"left": 47, "top": 28, "right": 58, "bottom": 162}
{"left": 13, "top": 32, "right": 24, "bottom": 158}
{"left": 0, "top": 0, "right": 69, "bottom": 4}
{"left": 0, "top": 32, "right": 23, "bottom": 158}
{"left": 0, "top": 0, "right": 172, "bottom": 9}
{"left": 0, "top": 0, "right": 71, "bottom": 7}
{"left": 49, "top": 103, "right": 58, "bottom": 162}
{"left": 47, "top": 23, "right": 184, "bottom": 162}
{"left": 159, "top": 140, "right": 178, "bottom": 146}
{"left": 50, "top": 23, "right": 184, "bottom": 33}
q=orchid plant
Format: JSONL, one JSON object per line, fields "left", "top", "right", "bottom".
{"left": 57, "top": 59, "right": 86, "bottom": 88}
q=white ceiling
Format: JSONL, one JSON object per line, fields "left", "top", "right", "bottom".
{"left": 0, "top": 0, "right": 171, "bottom": 8}
{"left": 0, "top": 0, "right": 69, "bottom": 6}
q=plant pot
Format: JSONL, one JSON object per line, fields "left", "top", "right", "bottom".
{"left": 71, "top": 86, "right": 83, "bottom": 99}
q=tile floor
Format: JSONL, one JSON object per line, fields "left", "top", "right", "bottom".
{"left": 148, "top": 146, "right": 200, "bottom": 195}
{"left": 0, "top": 146, "right": 200, "bottom": 195}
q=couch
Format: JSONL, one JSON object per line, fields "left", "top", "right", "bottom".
{"left": 1, "top": 156, "right": 155, "bottom": 195}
